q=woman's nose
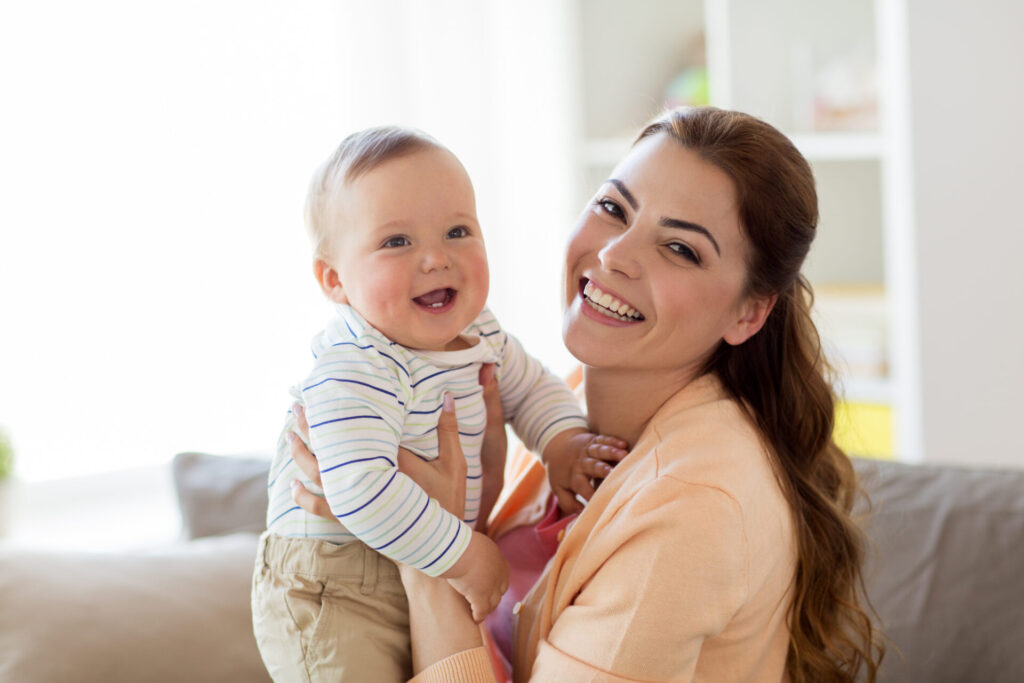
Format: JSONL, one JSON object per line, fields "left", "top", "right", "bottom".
{"left": 597, "top": 233, "right": 640, "bottom": 279}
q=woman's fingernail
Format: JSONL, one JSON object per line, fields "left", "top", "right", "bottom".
{"left": 290, "top": 479, "right": 300, "bottom": 489}
{"left": 293, "top": 403, "right": 304, "bottom": 416}
{"left": 443, "top": 392, "right": 454, "bottom": 412}
{"left": 286, "top": 431, "right": 296, "bottom": 442}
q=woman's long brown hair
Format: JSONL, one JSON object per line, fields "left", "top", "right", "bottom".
{"left": 637, "top": 107, "right": 884, "bottom": 681}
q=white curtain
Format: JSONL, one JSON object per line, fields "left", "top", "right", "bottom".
{"left": 0, "top": 0, "right": 577, "bottom": 480}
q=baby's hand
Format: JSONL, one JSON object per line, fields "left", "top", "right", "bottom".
{"left": 442, "top": 531, "right": 509, "bottom": 622}
{"left": 543, "top": 428, "right": 629, "bottom": 514}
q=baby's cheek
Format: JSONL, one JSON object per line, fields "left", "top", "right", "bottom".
{"left": 467, "top": 251, "right": 490, "bottom": 303}
{"left": 361, "top": 275, "right": 409, "bottom": 327}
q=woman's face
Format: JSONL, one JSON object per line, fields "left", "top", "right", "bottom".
{"left": 562, "top": 132, "right": 771, "bottom": 377}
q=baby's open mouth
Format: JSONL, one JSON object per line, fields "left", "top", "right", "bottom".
{"left": 413, "top": 288, "right": 456, "bottom": 309}
{"left": 581, "top": 280, "right": 645, "bottom": 321}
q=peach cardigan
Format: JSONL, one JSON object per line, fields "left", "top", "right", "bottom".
{"left": 413, "top": 372, "right": 797, "bottom": 682}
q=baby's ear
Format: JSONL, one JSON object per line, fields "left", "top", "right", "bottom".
{"left": 314, "top": 258, "right": 348, "bottom": 304}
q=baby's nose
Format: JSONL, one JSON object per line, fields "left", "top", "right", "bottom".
{"left": 421, "top": 246, "right": 452, "bottom": 272}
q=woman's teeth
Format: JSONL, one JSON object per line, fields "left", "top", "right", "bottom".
{"left": 582, "top": 281, "right": 644, "bottom": 321}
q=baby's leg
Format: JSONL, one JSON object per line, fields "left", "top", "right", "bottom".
{"left": 252, "top": 533, "right": 410, "bottom": 682}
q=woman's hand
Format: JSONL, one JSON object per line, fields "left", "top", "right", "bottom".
{"left": 285, "top": 404, "right": 334, "bottom": 521}
{"left": 394, "top": 392, "right": 467, "bottom": 515}
{"left": 399, "top": 391, "right": 508, "bottom": 621}
{"left": 286, "top": 401, "right": 454, "bottom": 521}
{"left": 476, "top": 363, "right": 507, "bottom": 530}
{"left": 289, "top": 365, "right": 510, "bottom": 530}
{"left": 287, "top": 394, "right": 500, "bottom": 677}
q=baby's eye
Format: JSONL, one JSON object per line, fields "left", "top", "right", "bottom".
{"left": 667, "top": 242, "right": 700, "bottom": 265}
{"left": 446, "top": 225, "right": 470, "bottom": 239}
{"left": 382, "top": 235, "right": 411, "bottom": 248}
{"left": 596, "top": 198, "right": 625, "bottom": 221}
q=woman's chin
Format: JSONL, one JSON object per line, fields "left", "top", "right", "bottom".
{"left": 562, "top": 316, "right": 618, "bottom": 368}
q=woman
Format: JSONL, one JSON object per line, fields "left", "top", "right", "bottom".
{"left": 290, "top": 107, "right": 883, "bottom": 681}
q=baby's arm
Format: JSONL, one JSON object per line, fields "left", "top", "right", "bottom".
{"left": 394, "top": 390, "right": 508, "bottom": 623}
{"left": 490, "top": 324, "right": 628, "bottom": 511}
{"left": 440, "top": 531, "right": 508, "bottom": 622}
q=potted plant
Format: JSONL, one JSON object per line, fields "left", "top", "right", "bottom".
{"left": 0, "top": 427, "right": 13, "bottom": 538}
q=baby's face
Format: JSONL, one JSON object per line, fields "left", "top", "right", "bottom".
{"left": 324, "top": 147, "right": 489, "bottom": 351}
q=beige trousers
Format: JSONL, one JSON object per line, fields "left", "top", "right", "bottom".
{"left": 251, "top": 532, "right": 411, "bottom": 682}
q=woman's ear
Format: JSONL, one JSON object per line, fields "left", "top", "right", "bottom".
{"left": 314, "top": 258, "right": 348, "bottom": 304}
{"left": 723, "top": 293, "right": 777, "bottom": 346}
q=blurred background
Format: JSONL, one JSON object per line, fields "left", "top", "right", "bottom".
{"left": 1, "top": 0, "right": 1021, "bottom": 548}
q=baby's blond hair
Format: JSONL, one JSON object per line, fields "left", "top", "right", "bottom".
{"left": 305, "top": 126, "right": 444, "bottom": 257}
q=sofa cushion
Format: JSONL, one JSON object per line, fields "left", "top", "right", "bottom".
{"left": 0, "top": 532, "right": 270, "bottom": 683}
{"left": 172, "top": 451, "right": 270, "bottom": 539}
{"left": 853, "top": 458, "right": 1024, "bottom": 682}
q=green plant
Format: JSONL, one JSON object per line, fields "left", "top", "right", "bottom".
{"left": 0, "top": 428, "right": 13, "bottom": 481}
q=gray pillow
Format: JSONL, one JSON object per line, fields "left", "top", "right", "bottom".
{"left": 172, "top": 451, "right": 271, "bottom": 540}
{"left": 854, "top": 458, "right": 1024, "bottom": 682}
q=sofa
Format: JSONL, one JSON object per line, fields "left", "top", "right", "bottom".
{"left": 1, "top": 452, "right": 1022, "bottom": 682}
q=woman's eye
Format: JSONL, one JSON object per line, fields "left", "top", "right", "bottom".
{"left": 667, "top": 242, "right": 700, "bottom": 265}
{"left": 446, "top": 225, "right": 469, "bottom": 239}
{"left": 597, "top": 198, "right": 625, "bottom": 221}
{"left": 382, "top": 236, "right": 410, "bottom": 248}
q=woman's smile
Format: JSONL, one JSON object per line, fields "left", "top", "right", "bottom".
{"left": 579, "top": 278, "right": 645, "bottom": 323}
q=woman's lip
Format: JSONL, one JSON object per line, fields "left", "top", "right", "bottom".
{"left": 577, "top": 296, "right": 641, "bottom": 326}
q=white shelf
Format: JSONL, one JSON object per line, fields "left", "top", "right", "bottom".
{"left": 568, "top": 0, "right": 921, "bottom": 459}
{"left": 839, "top": 376, "right": 893, "bottom": 404}
{"left": 788, "top": 131, "right": 884, "bottom": 161}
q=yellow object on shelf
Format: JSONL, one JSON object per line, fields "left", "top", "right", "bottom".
{"left": 834, "top": 401, "right": 893, "bottom": 460}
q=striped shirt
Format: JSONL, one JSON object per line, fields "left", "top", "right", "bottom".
{"left": 266, "top": 304, "right": 588, "bottom": 577}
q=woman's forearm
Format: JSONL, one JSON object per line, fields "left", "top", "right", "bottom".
{"left": 401, "top": 565, "right": 485, "bottom": 675}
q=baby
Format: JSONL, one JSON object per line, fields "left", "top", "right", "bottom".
{"left": 252, "top": 127, "right": 624, "bottom": 682}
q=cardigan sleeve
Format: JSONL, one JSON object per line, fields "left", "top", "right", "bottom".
{"left": 529, "top": 477, "right": 750, "bottom": 681}
{"left": 408, "top": 647, "right": 497, "bottom": 683}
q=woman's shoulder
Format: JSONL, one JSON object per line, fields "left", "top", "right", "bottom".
{"left": 629, "top": 374, "right": 790, "bottom": 532}
{"left": 643, "top": 374, "right": 765, "bottom": 465}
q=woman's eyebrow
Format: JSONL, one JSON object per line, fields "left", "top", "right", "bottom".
{"left": 608, "top": 177, "right": 721, "bottom": 255}
{"left": 608, "top": 179, "right": 639, "bottom": 210}
{"left": 660, "top": 217, "right": 721, "bottom": 256}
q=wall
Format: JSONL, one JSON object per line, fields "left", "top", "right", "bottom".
{"left": 907, "top": 0, "right": 1024, "bottom": 467}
